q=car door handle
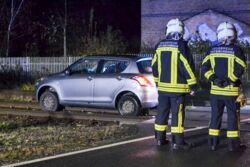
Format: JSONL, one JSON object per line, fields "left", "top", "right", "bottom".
{"left": 87, "top": 76, "right": 93, "bottom": 81}
{"left": 116, "top": 76, "right": 122, "bottom": 80}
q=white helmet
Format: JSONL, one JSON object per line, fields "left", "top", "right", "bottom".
{"left": 217, "top": 22, "right": 236, "bottom": 42}
{"left": 166, "top": 18, "right": 184, "bottom": 36}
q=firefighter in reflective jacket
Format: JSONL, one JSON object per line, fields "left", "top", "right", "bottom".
{"left": 152, "top": 18, "right": 197, "bottom": 150}
{"left": 201, "top": 22, "right": 247, "bottom": 151}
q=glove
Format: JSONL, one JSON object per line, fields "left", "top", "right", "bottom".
{"left": 213, "top": 78, "right": 224, "bottom": 87}
{"left": 236, "top": 93, "right": 247, "bottom": 107}
{"left": 189, "top": 91, "right": 196, "bottom": 96}
{"left": 232, "top": 79, "right": 242, "bottom": 87}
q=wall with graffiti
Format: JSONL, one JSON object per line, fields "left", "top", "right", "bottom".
{"left": 141, "top": 0, "right": 250, "bottom": 47}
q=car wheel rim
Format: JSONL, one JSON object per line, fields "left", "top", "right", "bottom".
{"left": 43, "top": 95, "right": 55, "bottom": 110}
{"left": 122, "top": 100, "right": 134, "bottom": 114}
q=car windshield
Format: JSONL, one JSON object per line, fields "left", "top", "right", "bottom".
{"left": 69, "top": 59, "right": 99, "bottom": 74}
{"left": 136, "top": 58, "right": 152, "bottom": 74}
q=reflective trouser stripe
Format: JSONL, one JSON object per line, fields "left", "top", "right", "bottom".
{"left": 171, "top": 127, "right": 184, "bottom": 133}
{"left": 171, "top": 103, "right": 184, "bottom": 134}
{"left": 155, "top": 124, "right": 168, "bottom": 131}
{"left": 227, "top": 131, "right": 239, "bottom": 138}
{"left": 209, "top": 128, "right": 220, "bottom": 136}
{"left": 178, "top": 104, "right": 183, "bottom": 131}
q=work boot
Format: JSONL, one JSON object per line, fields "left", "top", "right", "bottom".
{"left": 156, "top": 139, "right": 169, "bottom": 146}
{"left": 228, "top": 138, "right": 246, "bottom": 152}
{"left": 208, "top": 145, "right": 217, "bottom": 151}
{"left": 208, "top": 136, "right": 219, "bottom": 151}
{"left": 228, "top": 144, "right": 246, "bottom": 152}
{"left": 171, "top": 141, "right": 193, "bottom": 150}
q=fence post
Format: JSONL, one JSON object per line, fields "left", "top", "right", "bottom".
{"left": 69, "top": 56, "right": 72, "bottom": 66}
{"left": 247, "top": 53, "right": 249, "bottom": 82}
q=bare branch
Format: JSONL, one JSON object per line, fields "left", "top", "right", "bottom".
{"left": 10, "top": 34, "right": 25, "bottom": 41}
{"left": 12, "top": 0, "right": 25, "bottom": 23}
{"left": 6, "top": 0, "right": 25, "bottom": 56}
{"left": 9, "top": 0, "right": 14, "bottom": 25}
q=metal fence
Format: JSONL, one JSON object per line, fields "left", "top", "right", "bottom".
{"left": 0, "top": 54, "right": 249, "bottom": 82}
{"left": 0, "top": 57, "right": 82, "bottom": 75}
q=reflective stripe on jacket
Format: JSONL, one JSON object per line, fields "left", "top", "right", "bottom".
{"left": 201, "top": 45, "right": 246, "bottom": 96}
{"left": 151, "top": 39, "right": 197, "bottom": 94}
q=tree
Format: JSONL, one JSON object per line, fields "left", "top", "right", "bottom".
{"left": 41, "top": 0, "right": 68, "bottom": 57}
{"left": 6, "top": 0, "right": 25, "bottom": 57}
{"left": 63, "top": 0, "right": 67, "bottom": 57}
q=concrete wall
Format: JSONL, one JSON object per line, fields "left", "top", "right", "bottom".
{"left": 141, "top": 0, "right": 250, "bottom": 47}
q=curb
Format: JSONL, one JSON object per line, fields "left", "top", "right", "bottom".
{"left": 186, "top": 105, "right": 250, "bottom": 113}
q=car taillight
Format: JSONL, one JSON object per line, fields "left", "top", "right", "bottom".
{"left": 130, "top": 75, "right": 154, "bottom": 87}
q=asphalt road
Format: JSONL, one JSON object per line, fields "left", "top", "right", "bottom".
{"left": 8, "top": 111, "right": 250, "bottom": 167}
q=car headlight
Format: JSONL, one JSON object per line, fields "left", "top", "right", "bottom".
{"left": 35, "top": 77, "right": 47, "bottom": 86}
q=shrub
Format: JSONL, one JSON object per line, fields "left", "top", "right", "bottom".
{"left": 81, "top": 25, "right": 129, "bottom": 55}
{"left": 0, "top": 65, "right": 36, "bottom": 90}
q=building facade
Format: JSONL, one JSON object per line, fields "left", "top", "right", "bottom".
{"left": 141, "top": 0, "right": 250, "bottom": 47}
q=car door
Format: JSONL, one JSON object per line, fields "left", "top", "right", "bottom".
{"left": 59, "top": 58, "right": 99, "bottom": 103}
{"left": 93, "top": 59, "right": 129, "bottom": 103}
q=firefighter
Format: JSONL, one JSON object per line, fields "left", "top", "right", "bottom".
{"left": 201, "top": 22, "right": 247, "bottom": 151}
{"left": 152, "top": 18, "right": 197, "bottom": 150}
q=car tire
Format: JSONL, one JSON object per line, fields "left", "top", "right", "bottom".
{"left": 118, "top": 94, "right": 141, "bottom": 116}
{"left": 39, "top": 91, "right": 63, "bottom": 112}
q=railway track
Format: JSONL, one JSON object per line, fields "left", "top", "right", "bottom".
{"left": 1, "top": 101, "right": 249, "bottom": 125}
{"left": 0, "top": 106, "right": 154, "bottom": 124}
{"left": 0, "top": 101, "right": 157, "bottom": 124}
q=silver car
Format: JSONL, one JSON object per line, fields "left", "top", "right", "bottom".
{"left": 35, "top": 55, "right": 158, "bottom": 116}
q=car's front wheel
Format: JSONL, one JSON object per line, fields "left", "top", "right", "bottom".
{"left": 39, "top": 91, "right": 63, "bottom": 112}
{"left": 118, "top": 94, "right": 141, "bottom": 116}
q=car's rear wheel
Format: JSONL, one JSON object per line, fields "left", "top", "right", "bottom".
{"left": 118, "top": 94, "right": 141, "bottom": 116}
{"left": 39, "top": 91, "right": 64, "bottom": 112}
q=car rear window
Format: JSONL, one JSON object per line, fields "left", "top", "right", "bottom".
{"left": 136, "top": 58, "right": 152, "bottom": 74}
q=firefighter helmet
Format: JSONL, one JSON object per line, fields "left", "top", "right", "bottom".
{"left": 166, "top": 18, "right": 184, "bottom": 36}
{"left": 217, "top": 22, "right": 236, "bottom": 42}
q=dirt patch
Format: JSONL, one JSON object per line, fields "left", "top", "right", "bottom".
{"left": 0, "top": 115, "right": 138, "bottom": 166}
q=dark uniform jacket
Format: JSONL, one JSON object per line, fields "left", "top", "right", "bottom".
{"left": 151, "top": 38, "right": 197, "bottom": 96}
{"left": 201, "top": 44, "right": 247, "bottom": 96}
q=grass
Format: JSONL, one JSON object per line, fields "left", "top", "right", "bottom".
{"left": 0, "top": 115, "right": 138, "bottom": 166}
{"left": 20, "top": 83, "right": 35, "bottom": 92}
